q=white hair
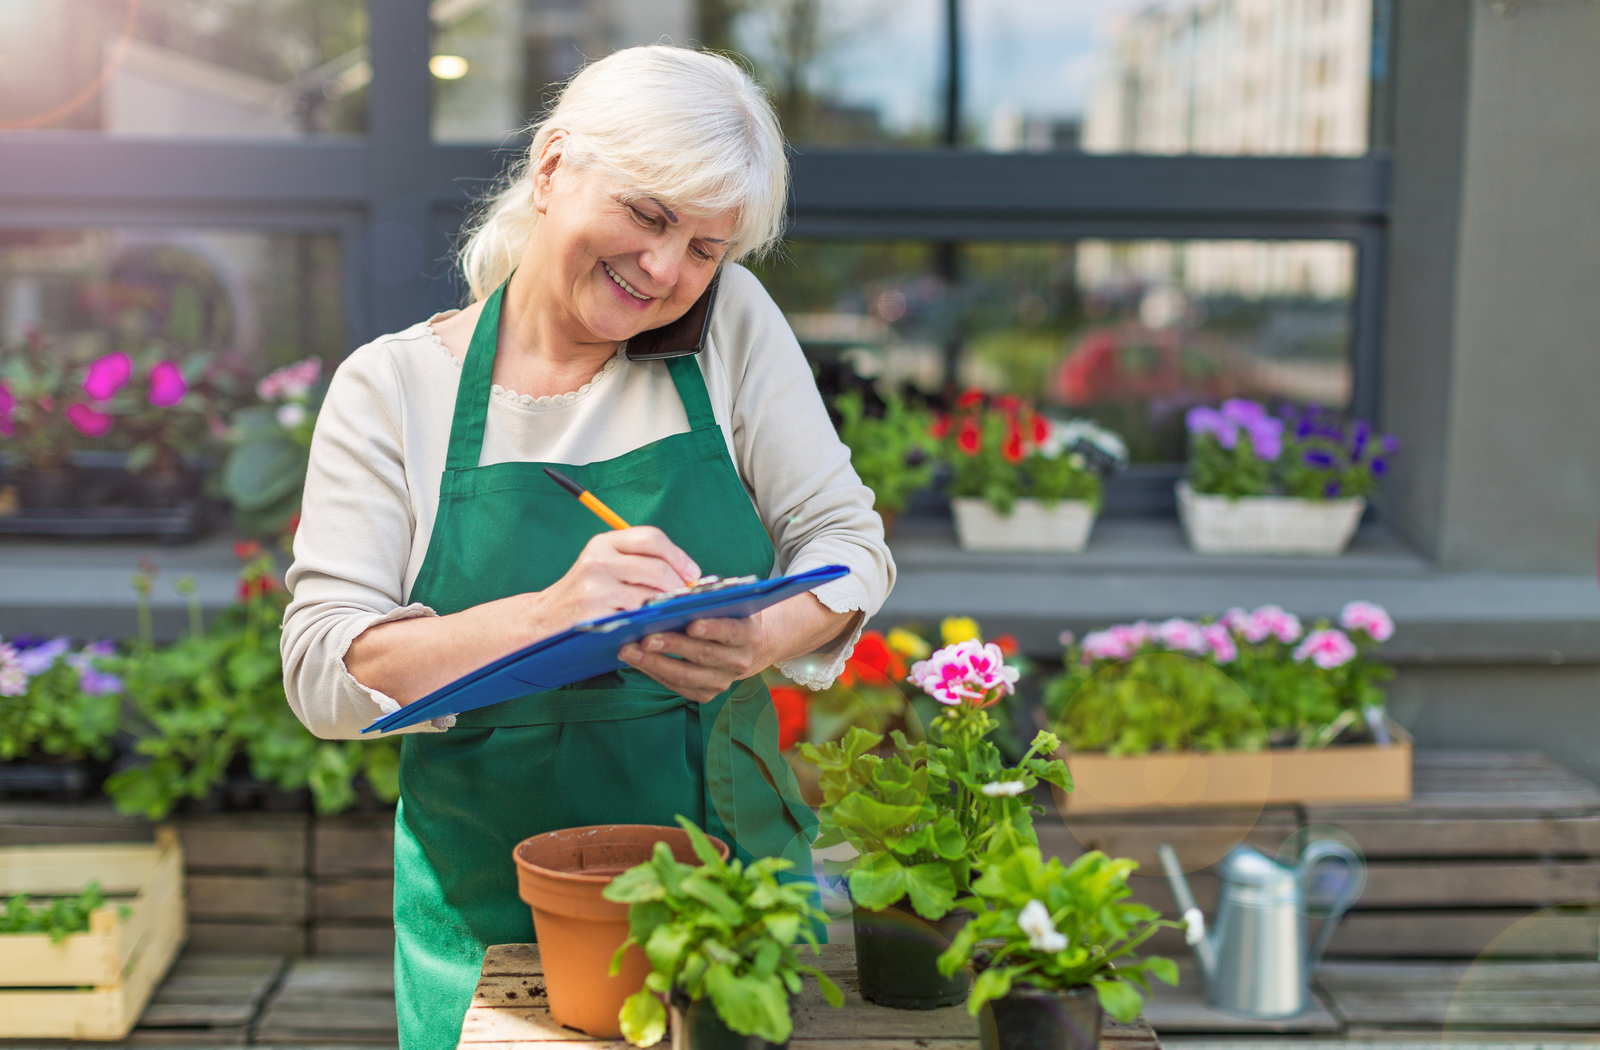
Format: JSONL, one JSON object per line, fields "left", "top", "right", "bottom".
{"left": 458, "top": 46, "right": 789, "bottom": 302}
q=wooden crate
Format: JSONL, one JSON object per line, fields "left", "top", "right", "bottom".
{"left": 0, "top": 827, "right": 187, "bottom": 1039}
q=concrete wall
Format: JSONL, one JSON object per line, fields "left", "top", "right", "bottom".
{"left": 1383, "top": 0, "right": 1600, "bottom": 573}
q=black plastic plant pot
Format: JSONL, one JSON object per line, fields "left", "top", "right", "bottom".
{"left": 979, "top": 983, "right": 1102, "bottom": 1050}
{"left": 669, "top": 996, "right": 788, "bottom": 1050}
{"left": 852, "top": 896, "right": 971, "bottom": 1009}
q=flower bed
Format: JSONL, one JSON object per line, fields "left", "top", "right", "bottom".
{"left": 1043, "top": 601, "right": 1410, "bottom": 811}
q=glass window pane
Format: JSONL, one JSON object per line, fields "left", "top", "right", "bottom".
{"left": 967, "top": 0, "right": 1374, "bottom": 156}
{"left": 1, "top": 226, "right": 347, "bottom": 380}
{"left": 432, "top": 0, "right": 940, "bottom": 145}
{"left": 0, "top": 0, "right": 367, "bottom": 136}
{"left": 751, "top": 238, "right": 1355, "bottom": 463}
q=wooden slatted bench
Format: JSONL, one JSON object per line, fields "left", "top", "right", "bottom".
{"left": 458, "top": 943, "right": 1162, "bottom": 1049}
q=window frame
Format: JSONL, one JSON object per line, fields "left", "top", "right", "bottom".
{"left": 0, "top": 0, "right": 1391, "bottom": 428}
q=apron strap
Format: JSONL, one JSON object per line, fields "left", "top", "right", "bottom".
{"left": 444, "top": 281, "right": 507, "bottom": 471}
{"left": 666, "top": 356, "right": 718, "bottom": 431}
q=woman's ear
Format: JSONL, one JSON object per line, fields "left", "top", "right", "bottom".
{"left": 530, "top": 132, "right": 567, "bottom": 215}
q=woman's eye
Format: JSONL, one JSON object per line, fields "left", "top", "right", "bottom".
{"left": 628, "top": 206, "right": 660, "bottom": 229}
{"left": 691, "top": 245, "right": 714, "bottom": 262}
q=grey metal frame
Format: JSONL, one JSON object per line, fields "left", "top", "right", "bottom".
{"left": 0, "top": 0, "right": 1392, "bottom": 418}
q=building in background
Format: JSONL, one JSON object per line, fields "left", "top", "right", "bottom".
{"left": 1079, "top": 0, "right": 1371, "bottom": 303}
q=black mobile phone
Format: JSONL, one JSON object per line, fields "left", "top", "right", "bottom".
{"left": 625, "top": 268, "right": 722, "bottom": 361}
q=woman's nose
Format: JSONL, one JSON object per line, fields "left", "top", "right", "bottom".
{"left": 637, "top": 245, "right": 684, "bottom": 293}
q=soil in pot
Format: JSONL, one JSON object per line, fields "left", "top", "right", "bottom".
{"left": 980, "top": 983, "right": 1102, "bottom": 1050}
{"left": 852, "top": 896, "right": 971, "bottom": 1009}
{"left": 670, "top": 995, "right": 789, "bottom": 1050}
{"left": 514, "top": 824, "right": 730, "bottom": 1038}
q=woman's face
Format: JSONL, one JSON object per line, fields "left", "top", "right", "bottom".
{"left": 531, "top": 145, "right": 737, "bottom": 346}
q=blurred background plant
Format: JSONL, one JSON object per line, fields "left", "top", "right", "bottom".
{"left": 1186, "top": 398, "right": 1397, "bottom": 501}
{"left": 831, "top": 388, "right": 938, "bottom": 531}
{"left": 0, "top": 634, "right": 122, "bottom": 763}
{"left": 937, "top": 390, "right": 1125, "bottom": 515}
{"left": 221, "top": 356, "right": 323, "bottom": 536}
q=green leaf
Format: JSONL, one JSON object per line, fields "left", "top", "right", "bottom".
{"left": 830, "top": 792, "right": 923, "bottom": 842}
{"left": 618, "top": 988, "right": 667, "bottom": 1047}
{"left": 643, "top": 921, "right": 692, "bottom": 973}
{"left": 222, "top": 435, "right": 307, "bottom": 511}
{"left": 848, "top": 852, "right": 909, "bottom": 911}
{"left": 1143, "top": 955, "right": 1179, "bottom": 986}
{"left": 967, "top": 966, "right": 1014, "bottom": 1016}
{"left": 1092, "top": 978, "right": 1144, "bottom": 1023}
{"left": 680, "top": 876, "right": 743, "bottom": 925}
{"left": 904, "top": 862, "right": 956, "bottom": 920}
{"left": 931, "top": 812, "right": 967, "bottom": 860}
{"left": 815, "top": 970, "right": 844, "bottom": 1008}
{"left": 704, "top": 965, "right": 792, "bottom": 1044}
{"left": 675, "top": 815, "right": 726, "bottom": 868}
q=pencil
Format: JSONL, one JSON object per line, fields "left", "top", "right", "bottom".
{"left": 542, "top": 467, "right": 632, "bottom": 531}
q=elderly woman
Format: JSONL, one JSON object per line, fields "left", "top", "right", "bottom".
{"left": 280, "top": 45, "right": 892, "bottom": 1048}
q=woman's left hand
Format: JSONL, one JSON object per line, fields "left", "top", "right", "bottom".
{"left": 618, "top": 615, "right": 767, "bottom": 703}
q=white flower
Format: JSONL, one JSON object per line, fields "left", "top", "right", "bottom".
{"left": 276, "top": 403, "right": 307, "bottom": 429}
{"left": 1183, "top": 907, "right": 1206, "bottom": 946}
{"left": 981, "top": 780, "right": 1027, "bottom": 798}
{"left": 1018, "top": 899, "right": 1068, "bottom": 953}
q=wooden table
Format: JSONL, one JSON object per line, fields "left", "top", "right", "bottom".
{"left": 458, "top": 943, "right": 1161, "bottom": 1049}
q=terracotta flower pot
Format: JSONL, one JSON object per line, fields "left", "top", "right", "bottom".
{"left": 512, "top": 824, "right": 730, "bottom": 1038}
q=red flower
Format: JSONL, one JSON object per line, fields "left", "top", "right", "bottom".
{"left": 234, "top": 539, "right": 263, "bottom": 561}
{"left": 771, "top": 686, "right": 808, "bottom": 751}
{"left": 956, "top": 388, "right": 985, "bottom": 409}
{"left": 284, "top": 512, "right": 302, "bottom": 538}
{"left": 1031, "top": 414, "right": 1051, "bottom": 445}
{"left": 929, "top": 414, "right": 951, "bottom": 440}
{"left": 993, "top": 634, "right": 1020, "bottom": 657}
{"left": 994, "top": 394, "right": 1022, "bottom": 415}
{"left": 237, "top": 575, "right": 281, "bottom": 602}
{"left": 1001, "top": 423, "right": 1025, "bottom": 464}
{"left": 957, "top": 418, "right": 982, "bottom": 455}
{"left": 847, "top": 631, "right": 905, "bottom": 685}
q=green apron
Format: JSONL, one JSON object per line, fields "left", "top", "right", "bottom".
{"left": 393, "top": 283, "right": 819, "bottom": 1050}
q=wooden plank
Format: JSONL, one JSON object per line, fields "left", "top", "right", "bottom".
{"left": 1357, "top": 859, "right": 1600, "bottom": 906}
{"left": 1040, "top": 809, "right": 1301, "bottom": 872}
{"left": 277, "top": 954, "right": 395, "bottom": 995}
{"left": 187, "top": 921, "right": 306, "bottom": 955}
{"left": 1319, "top": 959, "right": 1600, "bottom": 988}
{"left": 187, "top": 874, "right": 309, "bottom": 922}
{"left": 313, "top": 816, "right": 395, "bottom": 876}
{"left": 177, "top": 815, "right": 307, "bottom": 874}
{"left": 1140, "top": 959, "right": 1340, "bottom": 1034}
{"left": 1327, "top": 908, "right": 1600, "bottom": 957}
{"left": 315, "top": 875, "right": 394, "bottom": 920}
{"left": 0, "top": 802, "right": 154, "bottom": 845}
{"left": 0, "top": 840, "right": 160, "bottom": 894}
{"left": 1319, "top": 815, "right": 1600, "bottom": 858}
{"left": 483, "top": 943, "right": 542, "bottom": 976}
{"left": 1325, "top": 989, "right": 1600, "bottom": 1026}
{"left": 313, "top": 924, "right": 395, "bottom": 955}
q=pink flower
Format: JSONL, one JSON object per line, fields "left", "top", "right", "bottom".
{"left": 1202, "top": 623, "right": 1238, "bottom": 664}
{"left": 257, "top": 357, "right": 322, "bottom": 402}
{"left": 0, "top": 381, "right": 14, "bottom": 437}
{"left": 1243, "top": 605, "right": 1303, "bottom": 645}
{"left": 147, "top": 361, "right": 188, "bottom": 407}
{"left": 1220, "top": 607, "right": 1250, "bottom": 634}
{"left": 1058, "top": 630, "right": 1076, "bottom": 648}
{"left": 83, "top": 352, "right": 132, "bottom": 401}
{"left": 1293, "top": 628, "right": 1358, "bottom": 670}
{"left": 908, "top": 640, "right": 1019, "bottom": 707}
{"left": 65, "top": 402, "right": 114, "bottom": 437}
{"left": 1157, "top": 618, "right": 1208, "bottom": 654}
{"left": 0, "top": 643, "right": 25, "bottom": 697}
{"left": 1340, "top": 600, "right": 1394, "bottom": 642}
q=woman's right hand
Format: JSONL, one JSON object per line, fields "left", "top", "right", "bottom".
{"left": 532, "top": 526, "right": 701, "bottom": 632}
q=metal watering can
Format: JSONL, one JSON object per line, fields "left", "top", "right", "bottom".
{"left": 1157, "top": 840, "right": 1365, "bottom": 1019}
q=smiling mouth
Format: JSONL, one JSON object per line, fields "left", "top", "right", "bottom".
{"left": 603, "top": 261, "right": 652, "bottom": 302}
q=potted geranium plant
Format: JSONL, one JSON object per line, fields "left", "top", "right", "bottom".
{"left": 834, "top": 389, "right": 938, "bottom": 537}
{"left": 603, "top": 816, "right": 843, "bottom": 1049}
{"left": 936, "top": 840, "right": 1177, "bottom": 1049}
{"left": 0, "top": 330, "right": 92, "bottom": 509}
{"left": 0, "top": 635, "right": 122, "bottom": 798}
{"left": 1179, "top": 399, "right": 1399, "bottom": 556}
{"left": 222, "top": 357, "right": 323, "bottom": 536}
{"left": 801, "top": 637, "right": 1071, "bottom": 1009}
{"left": 936, "top": 391, "right": 1126, "bottom": 553}
{"left": 1042, "top": 601, "right": 1409, "bottom": 812}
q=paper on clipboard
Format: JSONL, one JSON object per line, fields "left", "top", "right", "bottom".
{"left": 361, "top": 564, "right": 849, "bottom": 734}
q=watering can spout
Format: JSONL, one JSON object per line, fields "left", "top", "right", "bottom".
{"left": 1157, "top": 843, "right": 1216, "bottom": 982}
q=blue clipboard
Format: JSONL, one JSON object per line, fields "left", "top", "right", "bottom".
{"left": 362, "top": 564, "right": 849, "bottom": 733}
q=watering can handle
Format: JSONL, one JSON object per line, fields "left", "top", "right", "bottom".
{"left": 1299, "top": 840, "right": 1366, "bottom": 973}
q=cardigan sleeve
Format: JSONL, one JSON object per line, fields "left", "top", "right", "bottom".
{"left": 706, "top": 265, "right": 898, "bottom": 689}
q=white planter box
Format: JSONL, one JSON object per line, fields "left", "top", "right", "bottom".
{"left": 1176, "top": 480, "right": 1364, "bottom": 557}
{"left": 952, "top": 497, "right": 1096, "bottom": 552}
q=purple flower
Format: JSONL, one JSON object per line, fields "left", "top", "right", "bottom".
{"left": 1324, "top": 481, "right": 1342, "bottom": 497}
{"left": 1295, "top": 417, "right": 1314, "bottom": 438}
{"left": 66, "top": 641, "right": 122, "bottom": 695}
{"left": 1381, "top": 435, "right": 1400, "bottom": 454}
{"left": 1349, "top": 420, "right": 1371, "bottom": 456}
{"left": 1245, "top": 417, "right": 1284, "bottom": 461}
{"left": 1186, "top": 406, "right": 1240, "bottom": 449}
{"left": 147, "top": 361, "right": 188, "bottom": 407}
{"left": 1303, "top": 449, "right": 1335, "bottom": 469}
{"left": 1370, "top": 458, "right": 1387, "bottom": 476}
{"left": 83, "top": 352, "right": 133, "bottom": 401}
{"left": 16, "top": 636, "right": 70, "bottom": 675}
{"left": 1220, "top": 399, "right": 1271, "bottom": 427}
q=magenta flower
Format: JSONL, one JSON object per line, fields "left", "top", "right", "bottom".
{"left": 1293, "top": 628, "right": 1358, "bottom": 670}
{"left": 1243, "top": 605, "right": 1303, "bottom": 645}
{"left": 257, "top": 357, "right": 322, "bottom": 402}
{"left": 1339, "top": 600, "right": 1394, "bottom": 642}
{"left": 83, "top": 352, "right": 132, "bottom": 401}
{"left": 0, "top": 380, "right": 14, "bottom": 437}
{"left": 147, "top": 361, "right": 188, "bottom": 407}
{"left": 1157, "top": 618, "right": 1208, "bottom": 654}
{"left": 65, "top": 402, "right": 114, "bottom": 437}
{"left": 908, "top": 639, "right": 1019, "bottom": 707}
{"left": 1202, "top": 623, "right": 1238, "bottom": 664}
